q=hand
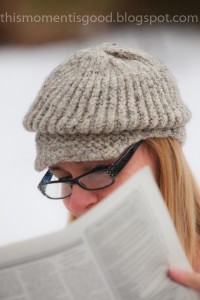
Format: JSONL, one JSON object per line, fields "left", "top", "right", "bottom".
{"left": 168, "top": 268, "right": 200, "bottom": 291}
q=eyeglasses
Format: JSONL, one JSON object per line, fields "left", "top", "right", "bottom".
{"left": 38, "top": 140, "right": 143, "bottom": 200}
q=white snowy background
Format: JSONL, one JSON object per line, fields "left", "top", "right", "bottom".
{"left": 0, "top": 25, "right": 200, "bottom": 246}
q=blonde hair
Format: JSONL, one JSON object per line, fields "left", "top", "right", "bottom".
{"left": 68, "top": 137, "right": 200, "bottom": 268}
{"left": 145, "top": 137, "right": 200, "bottom": 268}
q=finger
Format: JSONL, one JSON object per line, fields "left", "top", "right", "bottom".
{"left": 168, "top": 268, "right": 200, "bottom": 291}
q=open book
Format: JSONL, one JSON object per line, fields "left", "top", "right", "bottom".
{"left": 0, "top": 167, "right": 199, "bottom": 300}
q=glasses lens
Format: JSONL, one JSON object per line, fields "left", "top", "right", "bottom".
{"left": 42, "top": 182, "right": 71, "bottom": 199}
{"left": 78, "top": 170, "right": 114, "bottom": 189}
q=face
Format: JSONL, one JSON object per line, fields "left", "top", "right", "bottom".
{"left": 50, "top": 143, "right": 158, "bottom": 218}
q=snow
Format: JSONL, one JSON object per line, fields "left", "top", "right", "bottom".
{"left": 0, "top": 25, "right": 200, "bottom": 246}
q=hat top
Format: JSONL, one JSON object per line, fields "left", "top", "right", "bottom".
{"left": 22, "top": 43, "right": 191, "bottom": 171}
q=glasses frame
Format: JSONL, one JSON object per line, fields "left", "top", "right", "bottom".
{"left": 38, "top": 140, "right": 143, "bottom": 200}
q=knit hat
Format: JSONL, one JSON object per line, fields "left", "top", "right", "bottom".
{"left": 23, "top": 43, "right": 192, "bottom": 171}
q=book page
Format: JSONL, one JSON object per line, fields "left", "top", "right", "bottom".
{"left": 0, "top": 167, "right": 199, "bottom": 299}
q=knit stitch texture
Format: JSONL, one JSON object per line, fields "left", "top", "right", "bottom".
{"left": 23, "top": 43, "right": 192, "bottom": 171}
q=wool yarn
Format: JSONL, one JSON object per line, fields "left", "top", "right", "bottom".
{"left": 23, "top": 43, "right": 191, "bottom": 171}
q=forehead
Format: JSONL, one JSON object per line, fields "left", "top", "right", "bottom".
{"left": 50, "top": 158, "right": 116, "bottom": 170}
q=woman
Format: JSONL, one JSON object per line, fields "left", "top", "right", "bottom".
{"left": 23, "top": 43, "right": 200, "bottom": 291}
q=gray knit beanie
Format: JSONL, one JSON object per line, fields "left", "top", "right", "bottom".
{"left": 23, "top": 43, "right": 191, "bottom": 171}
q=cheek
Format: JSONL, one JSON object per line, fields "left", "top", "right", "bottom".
{"left": 63, "top": 198, "right": 70, "bottom": 210}
{"left": 95, "top": 176, "right": 126, "bottom": 200}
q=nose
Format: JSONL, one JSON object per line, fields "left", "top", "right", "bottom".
{"left": 65, "top": 184, "right": 100, "bottom": 217}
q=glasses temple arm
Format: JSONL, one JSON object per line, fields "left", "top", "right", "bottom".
{"left": 109, "top": 141, "right": 143, "bottom": 176}
{"left": 37, "top": 170, "right": 53, "bottom": 192}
